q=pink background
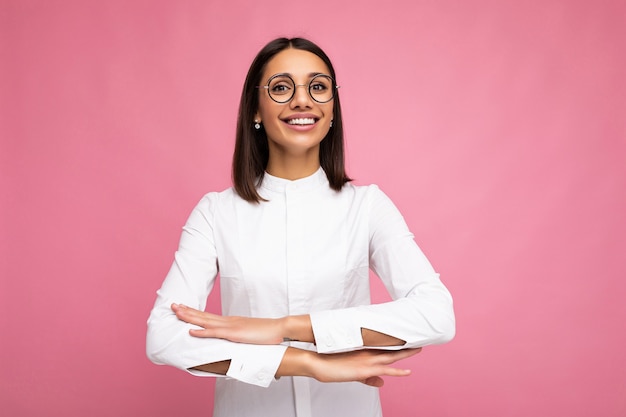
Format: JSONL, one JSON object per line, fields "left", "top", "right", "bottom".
{"left": 2, "top": 0, "right": 625, "bottom": 416}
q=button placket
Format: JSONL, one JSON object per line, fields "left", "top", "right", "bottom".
{"left": 285, "top": 187, "right": 309, "bottom": 315}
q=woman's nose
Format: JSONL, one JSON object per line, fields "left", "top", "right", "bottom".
{"left": 290, "top": 84, "right": 313, "bottom": 108}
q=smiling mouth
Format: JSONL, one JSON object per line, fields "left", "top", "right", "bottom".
{"left": 285, "top": 117, "right": 317, "bottom": 126}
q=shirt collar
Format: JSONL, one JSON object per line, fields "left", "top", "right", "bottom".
{"left": 260, "top": 167, "right": 328, "bottom": 194}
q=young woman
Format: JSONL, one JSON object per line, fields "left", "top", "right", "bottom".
{"left": 147, "top": 37, "right": 455, "bottom": 417}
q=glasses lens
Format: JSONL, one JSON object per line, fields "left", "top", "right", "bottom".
{"left": 268, "top": 75, "right": 295, "bottom": 103}
{"left": 309, "top": 75, "right": 335, "bottom": 103}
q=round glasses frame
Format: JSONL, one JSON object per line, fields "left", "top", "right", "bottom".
{"left": 257, "top": 73, "right": 339, "bottom": 104}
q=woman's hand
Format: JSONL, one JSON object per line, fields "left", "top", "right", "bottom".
{"left": 171, "top": 303, "right": 286, "bottom": 344}
{"left": 279, "top": 347, "right": 422, "bottom": 387}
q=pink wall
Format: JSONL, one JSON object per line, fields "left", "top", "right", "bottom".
{"left": 2, "top": 1, "right": 625, "bottom": 416}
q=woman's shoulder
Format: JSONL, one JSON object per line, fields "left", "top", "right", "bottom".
{"left": 341, "top": 182, "right": 386, "bottom": 199}
{"left": 340, "top": 182, "right": 401, "bottom": 215}
{"left": 195, "top": 186, "right": 240, "bottom": 207}
{"left": 181, "top": 187, "right": 242, "bottom": 228}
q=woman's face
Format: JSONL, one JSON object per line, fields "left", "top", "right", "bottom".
{"left": 255, "top": 48, "right": 334, "bottom": 157}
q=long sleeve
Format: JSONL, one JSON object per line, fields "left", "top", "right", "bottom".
{"left": 146, "top": 193, "right": 287, "bottom": 387}
{"left": 310, "top": 185, "right": 455, "bottom": 353}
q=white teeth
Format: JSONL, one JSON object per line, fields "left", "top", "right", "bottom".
{"left": 287, "top": 118, "right": 316, "bottom": 125}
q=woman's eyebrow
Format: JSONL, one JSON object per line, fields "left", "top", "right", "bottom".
{"left": 270, "top": 72, "right": 327, "bottom": 77}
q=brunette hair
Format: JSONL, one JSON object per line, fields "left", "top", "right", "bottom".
{"left": 232, "top": 37, "right": 351, "bottom": 203}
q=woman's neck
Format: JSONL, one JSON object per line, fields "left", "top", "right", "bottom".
{"left": 265, "top": 149, "right": 320, "bottom": 180}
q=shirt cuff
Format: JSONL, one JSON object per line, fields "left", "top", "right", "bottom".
{"left": 225, "top": 344, "right": 288, "bottom": 387}
{"left": 310, "top": 309, "right": 364, "bottom": 353}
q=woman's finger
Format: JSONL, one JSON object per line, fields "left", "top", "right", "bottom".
{"left": 172, "top": 303, "right": 218, "bottom": 326}
{"left": 373, "top": 347, "right": 422, "bottom": 364}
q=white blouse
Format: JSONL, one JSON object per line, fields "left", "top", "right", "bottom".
{"left": 146, "top": 168, "right": 455, "bottom": 417}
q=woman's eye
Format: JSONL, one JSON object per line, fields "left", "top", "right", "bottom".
{"left": 310, "top": 83, "right": 328, "bottom": 92}
{"left": 271, "top": 83, "right": 291, "bottom": 94}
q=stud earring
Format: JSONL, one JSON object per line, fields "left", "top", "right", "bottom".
{"left": 254, "top": 121, "right": 261, "bottom": 130}
{"left": 330, "top": 120, "right": 333, "bottom": 128}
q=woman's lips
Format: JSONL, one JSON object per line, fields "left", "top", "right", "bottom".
{"left": 286, "top": 117, "right": 316, "bottom": 126}
{"left": 281, "top": 115, "right": 320, "bottom": 131}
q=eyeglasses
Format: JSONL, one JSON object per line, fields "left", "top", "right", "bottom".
{"left": 257, "top": 73, "right": 339, "bottom": 104}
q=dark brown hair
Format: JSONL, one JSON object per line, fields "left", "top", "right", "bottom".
{"left": 232, "top": 37, "right": 351, "bottom": 203}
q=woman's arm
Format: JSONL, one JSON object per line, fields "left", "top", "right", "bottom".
{"left": 147, "top": 194, "right": 287, "bottom": 388}
{"left": 189, "top": 346, "right": 420, "bottom": 387}
{"left": 172, "top": 304, "right": 405, "bottom": 347}
{"left": 285, "top": 314, "right": 406, "bottom": 347}
{"left": 277, "top": 346, "right": 420, "bottom": 387}
{"left": 311, "top": 186, "right": 455, "bottom": 353}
